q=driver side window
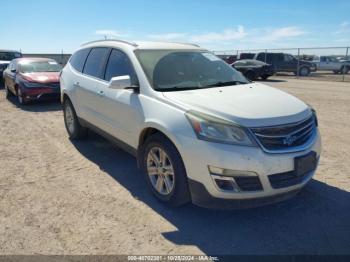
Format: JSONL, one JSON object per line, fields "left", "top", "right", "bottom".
{"left": 284, "top": 54, "right": 294, "bottom": 62}
{"left": 104, "top": 49, "right": 138, "bottom": 85}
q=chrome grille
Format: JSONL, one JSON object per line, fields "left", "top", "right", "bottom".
{"left": 250, "top": 115, "right": 317, "bottom": 152}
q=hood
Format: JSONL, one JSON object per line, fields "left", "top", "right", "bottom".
{"left": 21, "top": 72, "right": 60, "bottom": 83}
{"left": 162, "top": 82, "right": 311, "bottom": 127}
{"left": 299, "top": 60, "right": 314, "bottom": 65}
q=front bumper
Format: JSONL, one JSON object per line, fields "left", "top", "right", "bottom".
{"left": 176, "top": 130, "right": 321, "bottom": 208}
{"left": 21, "top": 86, "right": 60, "bottom": 101}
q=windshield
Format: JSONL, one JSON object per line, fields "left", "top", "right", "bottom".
{"left": 135, "top": 50, "right": 249, "bottom": 91}
{"left": 19, "top": 60, "right": 62, "bottom": 73}
{"left": 0, "top": 52, "right": 22, "bottom": 61}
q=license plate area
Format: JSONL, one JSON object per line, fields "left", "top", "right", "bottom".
{"left": 294, "top": 151, "right": 317, "bottom": 177}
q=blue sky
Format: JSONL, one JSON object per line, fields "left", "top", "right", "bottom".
{"left": 1, "top": 0, "right": 350, "bottom": 53}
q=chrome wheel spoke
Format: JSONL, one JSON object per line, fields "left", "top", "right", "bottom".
{"left": 163, "top": 176, "right": 172, "bottom": 193}
{"left": 149, "top": 149, "right": 160, "bottom": 165}
{"left": 155, "top": 176, "right": 164, "bottom": 192}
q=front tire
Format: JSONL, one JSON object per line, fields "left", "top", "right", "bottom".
{"left": 299, "top": 66, "right": 310, "bottom": 76}
{"left": 4, "top": 83, "right": 13, "bottom": 99}
{"left": 63, "top": 98, "right": 88, "bottom": 140}
{"left": 141, "top": 133, "right": 191, "bottom": 206}
{"left": 17, "top": 87, "right": 28, "bottom": 105}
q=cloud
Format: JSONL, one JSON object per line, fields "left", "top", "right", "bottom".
{"left": 148, "top": 33, "right": 188, "bottom": 41}
{"left": 340, "top": 21, "right": 349, "bottom": 28}
{"left": 262, "top": 26, "right": 305, "bottom": 41}
{"left": 147, "top": 26, "right": 247, "bottom": 44}
{"left": 93, "top": 25, "right": 310, "bottom": 50}
{"left": 189, "top": 26, "right": 247, "bottom": 43}
{"left": 335, "top": 21, "right": 350, "bottom": 34}
{"left": 95, "top": 30, "right": 124, "bottom": 38}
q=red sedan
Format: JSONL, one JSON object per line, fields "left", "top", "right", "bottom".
{"left": 3, "top": 57, "right": 62, "bottom": 105}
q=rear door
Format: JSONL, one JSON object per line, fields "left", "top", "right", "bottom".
{"left": 327, "top": 57, "right": 340, "bottom": 70}
{"left": 282, "top": 54, "right": 297, "bottom": 72}
{"left": 318, "top": 56, "right": 327, "bottom": 70}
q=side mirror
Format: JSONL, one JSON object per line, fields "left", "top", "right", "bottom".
{"left": 109, "top": 75, "right": 139, "bottom": 92}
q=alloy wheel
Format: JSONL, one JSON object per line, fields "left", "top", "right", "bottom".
{"left": 146, "top": 146, "right": 175, "bottom": 195}
{"left": 65, "top": 104, "right": 75, "bottom": 134}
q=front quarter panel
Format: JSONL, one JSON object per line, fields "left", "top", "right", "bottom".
{"left": 138, "top": 94, "right": 195, "bottom": 154}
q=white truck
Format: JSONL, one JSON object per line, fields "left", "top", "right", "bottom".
{"left": 313, "top": 56, "right": 350, "bottom": 74}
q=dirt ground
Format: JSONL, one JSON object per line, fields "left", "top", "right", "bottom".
{"left": 275, "top": 71, "right": 350, "bottom": 83}
{"left": 0, "top": 77, "right": 349, "bottom": 255}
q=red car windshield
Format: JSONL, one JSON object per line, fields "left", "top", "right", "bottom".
{"left": 20, "top": 61, "right": 62, "bottom": 73}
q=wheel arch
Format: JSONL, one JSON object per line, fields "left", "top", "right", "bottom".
{"left": 137, "top": 122, "right": 183, "bottom": 168}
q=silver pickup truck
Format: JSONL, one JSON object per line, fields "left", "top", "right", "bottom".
{"left": 313, "top": 56, "right": 350, "bottom": 74}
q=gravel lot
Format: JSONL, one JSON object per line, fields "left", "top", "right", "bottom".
{"left": 0, "top": 78, "right": 349, "bottom": 255}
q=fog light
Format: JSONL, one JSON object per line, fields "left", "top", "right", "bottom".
{"left": 208, "top": 165, "right": 258, "bottom": 177}
{"left": 211, "top": 174, "right": 240, "bottom": 192}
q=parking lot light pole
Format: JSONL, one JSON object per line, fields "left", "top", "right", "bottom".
{"left": 343, "top": 47, "right": 349, "bottom": 82}
{"left": 297, "top": 48, "right": 300, "bottom": 79}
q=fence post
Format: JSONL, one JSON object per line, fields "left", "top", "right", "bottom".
{"left": 343, "top": 47, "right": 349, "bottom": 82}
{"left": 297, "top": 48, "right": 300, "bottom": 79}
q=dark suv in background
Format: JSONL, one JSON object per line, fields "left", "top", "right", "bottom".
{"left": 0, "top": 50, "right": 22, "bottom": 80}
{"left": 254, "top": 52, "right": 316, "bottom": 76}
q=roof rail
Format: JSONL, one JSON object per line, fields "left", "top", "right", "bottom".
{"left": 81, "top": 39, "right": 138, "bottom": 47}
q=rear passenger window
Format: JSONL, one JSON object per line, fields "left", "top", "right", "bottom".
{"left": 104, "top": 49, "right": 138, "bottom": 84}
{"left": 70, "top": 48, "right": 90, "bottom": 72}
{"left": 83, "top": 48, "right": 110, "bottom": 79}
{"left": 256, "top": 53, "right": 265, "bottom": 61}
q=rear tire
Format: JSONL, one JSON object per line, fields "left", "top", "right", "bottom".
{"left": 333, "top": 70, "right": 339, "bottom": 74}
{"left": 245, "top": 70, "right": 255, "bottom": 80}
{"left": 63, "top": 98, "right": 88, "bottom": 140}
{"left": 261, "top": 74, "right": 270, "bottom": 80}
{"left": 141, "top": 133, "right": 191, "bottom": 206}
{"left": 299, "top": 66, "right": 310, "bottom": 76}
{"left": 341, "top": 66, "right": 349, "bottom": 74}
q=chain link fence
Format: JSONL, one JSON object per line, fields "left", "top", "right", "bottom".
{"left": 214, "top": 47, "right": 350, "bottom": 82}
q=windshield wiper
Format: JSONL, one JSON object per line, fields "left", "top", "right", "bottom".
{"left": 204, "top": 81, "right": 249, "bottom": 87}
{"left": 155, "top": 86, "right": 200, "bottom": 92}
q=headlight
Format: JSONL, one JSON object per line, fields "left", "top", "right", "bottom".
{"left": 311, "top": 108, "right": 318, "bottom": 127}
{"left": 185, "top": 110, "right": 256, "bottom": 146}
{"left": 22, "top": 80, "right": 41, "bottom": 88}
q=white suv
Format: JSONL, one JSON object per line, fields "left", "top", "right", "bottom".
{"left": 60, "top": 40, "right": 321, "bottom": 209}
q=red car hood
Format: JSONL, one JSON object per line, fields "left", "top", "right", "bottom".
{"left": 21, "top": 72, "right": 60, "bottom": 83}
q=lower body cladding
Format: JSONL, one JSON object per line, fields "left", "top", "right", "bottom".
{"left": 177, "top": 130, "right": 321, "bottom": 209}
{"left": 20, "top": 86, "right": 60, "bottom": 102}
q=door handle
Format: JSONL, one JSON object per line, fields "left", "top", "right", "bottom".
{"left": 98, "top": 90, "right": 105, "bottom": 97}
{"left": 73, "top": 81, "right": 80, "bottom": 87}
